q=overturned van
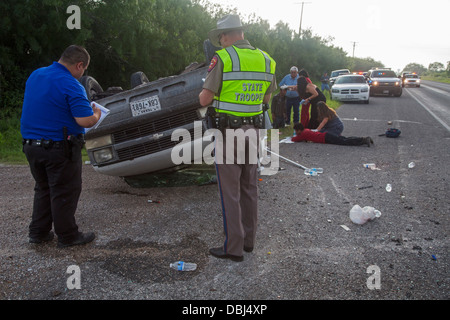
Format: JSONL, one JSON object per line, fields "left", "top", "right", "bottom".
{"left": 82, "top": 41, "right": 219, "bottom": 180}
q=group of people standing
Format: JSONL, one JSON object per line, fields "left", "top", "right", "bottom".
{"left": 273, "top": 66, "right": 342, "bottom": 136}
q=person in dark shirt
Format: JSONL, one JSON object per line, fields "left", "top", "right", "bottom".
{"left": 291, "top": 123, "right": 373, "bottom": 147}
{"left": 271, "top": 88, "right": 287, "bottom": 128}
{"left": 320, "top": 72, "right": 331, "bottom": 96}
{"left": 297, "top": 76, "right": 327, "bottom": 129}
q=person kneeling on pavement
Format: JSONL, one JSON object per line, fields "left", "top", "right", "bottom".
{"left": 291, "top": 123, "right": 373, "bottom": 147}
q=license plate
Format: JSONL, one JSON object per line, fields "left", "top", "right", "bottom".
{"left": 383, "top": 90, "right": 389, "bottom": 94}
{"left": 345, "top": 95, "right": 354, "bottom": 99}
{"left": 130, "top": 96, "right": 161, "bottom": 117}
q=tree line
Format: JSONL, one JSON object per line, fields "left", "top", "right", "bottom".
{"left": 1, "top": 0, "right": 388, "bottom": 113}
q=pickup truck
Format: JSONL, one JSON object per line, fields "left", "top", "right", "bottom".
{"left": 81, "top": 40, "right": 219, "bottom": 183}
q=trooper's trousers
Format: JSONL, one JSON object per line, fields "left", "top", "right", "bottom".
{"left": 23, "top": 143, "right": 82, "bottom": 243}
{"left": 214, "top": 125, "right": 260, "bottom": 257}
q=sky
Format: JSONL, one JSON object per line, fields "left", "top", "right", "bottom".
{"left": 205, "top": 0, "right": 450, "bottom": 72}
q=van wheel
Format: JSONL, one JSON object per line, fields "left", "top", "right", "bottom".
{"left": 79, "top": 76, "right": 103, "bottom": 101}
{"left": 130, "top": 71, "right": 149, "bottom": 89}
{"left": 203, "top": 39, "right": 221, "bottom": 63}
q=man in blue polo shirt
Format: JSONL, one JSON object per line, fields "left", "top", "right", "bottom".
{"left": 279, "top": 66, "right": 300, "bottom": 125}
{"left": 21, "top": 45, "right": 101, "bottom": 248}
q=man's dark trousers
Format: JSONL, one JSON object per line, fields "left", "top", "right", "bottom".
{"left": 23, "top": 143, "right": 82, "bottom": 243}
{"left": 285, "top": 96, "right": 300, "bottom": 125}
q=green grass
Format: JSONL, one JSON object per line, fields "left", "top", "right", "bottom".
{"left": 0, "top": 108, "right": 27, "bottom": 164}
{"left": 421, "top": 75, "right": 450, "bottom": 84}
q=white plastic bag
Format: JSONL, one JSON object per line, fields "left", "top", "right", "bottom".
{"left": 349, "top": 205, "right": 381, "bottom": 225}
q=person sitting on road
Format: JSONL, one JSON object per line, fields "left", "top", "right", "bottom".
{"left": 315, "top": 101, "right": 344, "bottom": 136}
{"left": 291, "top": 123, "right": 373, "bottom": 147}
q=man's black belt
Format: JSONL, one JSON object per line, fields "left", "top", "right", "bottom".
{"left": 216, "top": 114, "right": 263, "bottom": 129}
{"left": 22, "top": 139, "right": 64, "bottom": 149}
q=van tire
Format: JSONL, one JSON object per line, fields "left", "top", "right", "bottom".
{"left": 79, "top": 76, "right": 103, "bottom": 101}
{"left": 131, "top": 71, "right": 149, "bottom": 89}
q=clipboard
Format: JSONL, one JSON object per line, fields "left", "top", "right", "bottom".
{"left": 85, "top": 101, "right": 110, "bottom": 133}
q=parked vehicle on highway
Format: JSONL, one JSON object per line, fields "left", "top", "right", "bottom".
{"left": 366, "top": 68, "right": 402, "bottom": 97}
{"left": 329, "top": 69, "right": 350, "bottom": 86}
{"left": 81, "top": 40, "right": 219, "bottom": 180}
{"left": 330, "top": 74, "right": 370, "bottom": 104}
{"left": 402, "top": 73, "right": 421, "bottom": 87}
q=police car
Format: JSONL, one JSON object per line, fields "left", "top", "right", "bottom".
{"left": 330, "top": 74, "right": 370, "bottom": 104}
{"left": 366, "top": 68, "right": 402, "bottom": 97}
{"left": 401, "top": 73, "right": 421, "bottom": 87}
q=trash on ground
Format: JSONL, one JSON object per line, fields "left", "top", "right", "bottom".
{"left": 147, "top": 200, "right": 160, "bottom": 203}
{"left": 408, "top": 162, "right": 415, "bottom": 169}
{"left": 304, "top": 168, "right": 323, "bottom": 176}
{"left": 349, "top": 205, "right": 381, "bottom": 225}
{"left": 340, "top": 225, "right": 351, "bottom": 231}
{"left": 386, "top": 184, "right": 392, "bottom": 192}
{"left": 170, "top": 261, "right": 197, "bottom": 271}
{"left": 363, "top": 163, "right": 380, "bottom": 170}
{"left": 279, "top": 137, "right": 294, "bottom": 144}
{"left": 357, "top": 185, "right": 373, "bottom": 190}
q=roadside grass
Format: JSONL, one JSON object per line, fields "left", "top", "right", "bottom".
{"left": 0, "top": 108, "right": 27, "bottom": 164}
{"left": 421, "top": 75, "right": 450, "bottom": 84}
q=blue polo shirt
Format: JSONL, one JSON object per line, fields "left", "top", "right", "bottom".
{"left": 279, "top": 74, "right": 299, "bottom": 98}
{"left": 21, "top": 62, "right": 93, "bottom": 141}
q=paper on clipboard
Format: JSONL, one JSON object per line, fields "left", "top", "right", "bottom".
{"left": 85, "top": 102, "right": 110, "bottom": 133}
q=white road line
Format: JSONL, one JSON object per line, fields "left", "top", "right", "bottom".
{"left": 405, "top": 89, "right": 450, "bottom": 132}
{"left": 340, "top": 118, "right": 422, "bottom": 125}
{"left": 421, "top": 84, "right": 450, "bottom": 96}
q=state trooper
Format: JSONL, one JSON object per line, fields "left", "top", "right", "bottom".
{"left": 199, "top": 14, "right": 277, "bottom": 261}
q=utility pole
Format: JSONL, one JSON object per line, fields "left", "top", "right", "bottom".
{"left": 351, "top": 41, "right": 358, "bottom": 58}
{"left": 295, "top": 2, "right": 311, "bottom": 36}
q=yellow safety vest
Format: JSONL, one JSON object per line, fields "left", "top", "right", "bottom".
{"left": 213, "top": 45, "right": 276, "bottom": 117}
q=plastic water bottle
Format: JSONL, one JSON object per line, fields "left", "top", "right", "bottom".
{"left": 304, "top": 169, "right": 318, "bottom": 176}
{"left": 170, "top": 261, "right": 197, "bottom": 271}
{"left": 363, "top": 163, "right": 376, "bottom": 170}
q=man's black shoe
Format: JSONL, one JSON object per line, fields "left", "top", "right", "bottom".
{"left": 57, "top": 232, "right": 95, "bottom": 248}
{"left": 244, "top": 246, "right": 253, "bottom": 253}
{"left": 209, "top": 247, "right": 243, "bottom": 262}
{"left": 29, "top": 231, "right": 54, "bottom": 244}
{"left": 364, "top": 137, "right": 374, "bottom": 147}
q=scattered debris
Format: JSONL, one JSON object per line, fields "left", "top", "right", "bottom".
{"left": 363, "top": 163, "right": 380, "bottom": 170}
{"left": 349, "top": 205, "right": 381, "bottom": 225}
